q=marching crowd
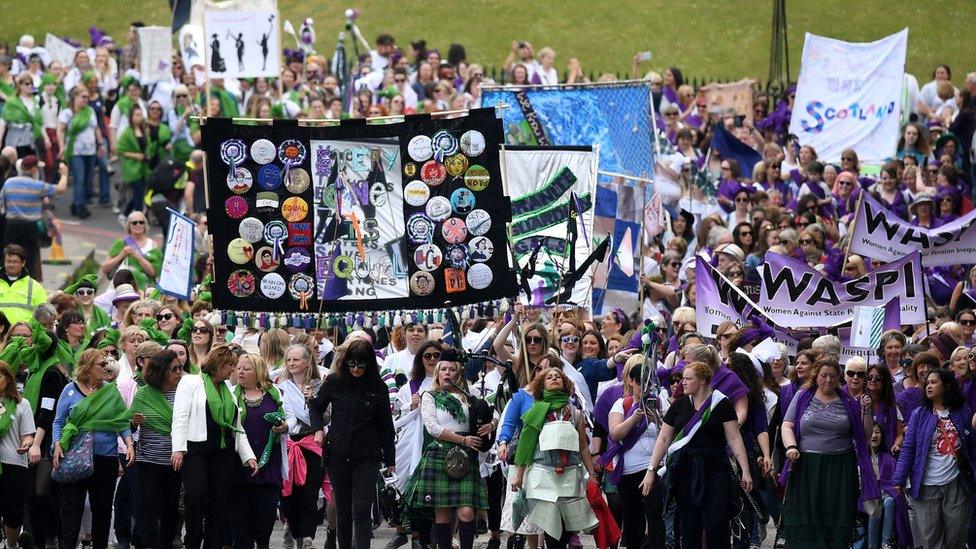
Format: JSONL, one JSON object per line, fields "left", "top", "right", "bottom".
{"left": 1, "top": 17, "right": 976, "bottom": 549}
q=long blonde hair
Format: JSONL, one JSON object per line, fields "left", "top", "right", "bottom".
{"left": 259, "top": 328, "right": 290, "bottom": 367}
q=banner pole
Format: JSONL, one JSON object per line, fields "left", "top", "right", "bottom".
{"left": 840, "top": 190, "right": 865, "bottom": 274}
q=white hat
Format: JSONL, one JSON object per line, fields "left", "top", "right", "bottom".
{"left": 112, "top": 284, "right": 139, "bottom": 304}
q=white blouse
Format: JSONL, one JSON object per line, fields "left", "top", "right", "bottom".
{"left": 420, "top": 390, "right": 469, "bottom": 438}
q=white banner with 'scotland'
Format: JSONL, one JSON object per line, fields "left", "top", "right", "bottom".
{"left": 789, "top": 29, "right": 907, "bottom": 164}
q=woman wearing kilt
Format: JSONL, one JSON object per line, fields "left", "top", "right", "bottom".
{"left": 780, "top": 356, "right": 880, "bottom": 548}
{"left": 403, "top": 351, "right": 487, "bottom": 549}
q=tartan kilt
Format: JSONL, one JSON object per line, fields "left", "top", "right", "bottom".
{"left": 403, "top": 441, "right": 487, "bottom": 510}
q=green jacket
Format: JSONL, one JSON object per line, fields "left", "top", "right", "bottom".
{"left": 115, "top": 127, "right": 149, "bottom": 183}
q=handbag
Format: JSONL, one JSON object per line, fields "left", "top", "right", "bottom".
{"left": 51, "top": 431, "right": 95, "bottom": 483}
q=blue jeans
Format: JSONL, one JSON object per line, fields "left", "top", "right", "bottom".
{"left": 69, "top": 154, "right": 95, "bottom": 210}
{"left": 866, "top": 495, "right": 895, "bottom": 548}
{"left": 125, "top": 178, "right": 146, "bottom": 215}
{"left": 95, "top": 152, "right": 111, "bottom": 204}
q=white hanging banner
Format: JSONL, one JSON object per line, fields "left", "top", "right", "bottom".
{"left": 45, "top": 34, "right": 79, "bottom": 67}
{"left": 789, "top": 29, "right": 908, "bottom": 164}
{"left": 203, "top": 9, "right": 280, "bottom": 78}
{"left": 137, "top": 27, "right": 173, "bottom": 84}
{"left": 158, "top": 209, "right": 197, "bottom": 300}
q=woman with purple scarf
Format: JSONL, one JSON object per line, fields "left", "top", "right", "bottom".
{"left": 716, "top": 159, "right": 746, "bottom": 213}
{"left": 894, "top": 369, "right": 976, "bottom": 549}
{"left": 949, "top": 266, "right": 976, "bottom": 313}
{"left": 895, "top": 353, "right": 937, "bottom": 432}
{"left": 638, "top": 361, "right": 753, "bottom": 549}
{"left": 832, "top": 170, "right": 861, "bottom": 225}
{"left": 872, "top": 163, "right": 910, "bottom": 221}
{"left": 780, "top": 356, "right": 881, "bottom": 548}
{"left": 604, "top": 358, "right": 664, "bottom": 549}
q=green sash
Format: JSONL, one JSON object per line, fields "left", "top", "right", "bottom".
{"left": 115, "top": 126, "right": 148, "bottom": 183}
{"left": 130, "top": 385, "right": 173, "bottom": 436}
{"left": 1, "top": 95, "right": 42, "bottom": 139}
{"left": 203, "top": 373, "right": 237, "bottom": 449}
{"left": 58, "top": 382, "right": 130, "bottom": 452}
{"left": 64, "top": 106, "right": 94, "bottom": 158}
{"left": 515, "top": 390, "right": 570, "bottom": 466}
{"left": 234, "top": 384, "right": 284, "bottom": 468}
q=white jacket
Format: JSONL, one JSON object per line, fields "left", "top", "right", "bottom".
{"left": 171, "top": 374, "right": 255, "bottom": 464}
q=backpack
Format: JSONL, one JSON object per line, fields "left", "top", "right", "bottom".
{"left": 146, "top": 157, "right": 187, "bottom": 196}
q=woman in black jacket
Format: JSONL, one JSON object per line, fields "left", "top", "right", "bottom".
{"left": 308, "top": 338, "right": 396, "bottom": 549}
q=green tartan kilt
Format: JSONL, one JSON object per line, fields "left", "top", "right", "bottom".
{"left": 403, "top": 441, "right": 488, "bottom": 510}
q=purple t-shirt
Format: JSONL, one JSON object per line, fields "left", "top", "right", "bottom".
{"left": 236, "top": 392, "right": 283, "bottom": 485}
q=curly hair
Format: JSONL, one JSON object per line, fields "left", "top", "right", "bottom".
{"left": 527, "top": 366, "right": 576, "bottom": 400}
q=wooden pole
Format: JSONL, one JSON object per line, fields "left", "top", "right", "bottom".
{"left": 840, "top": 190, "right": 865, "bottom": 274}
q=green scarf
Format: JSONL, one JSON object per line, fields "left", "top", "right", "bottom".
{"left": 96, "top": 328, "right": 120, "bottom": 350}
{"left": 1, "top": 95, "right": 43, "bottom": 140}
{"left": 202, "top": 373, "right": 237, "bottom": 448}
{"left": 515, "top": 390, "right": 570, "bottom": 466}
{"left": 115, "top": 75, "right": 138, "bottom": 117}
{"left": 82, "top": 306, "right": 112, "bottom": 337}
{"left": 20, "top": 321, "right": 71, "bottom": 412}
{"left": 130, "top": 384, "right": 173, "bottom": 435}
{"left": 138, "top": 317, "right": 170, "bottom": 345}
{"left": 64, "top": 106, "right": 94, "bottom": 158}
{"left": 175, "top": 316, "right": 194, "bottom": 344}
{"left": 108, "top": 239, "right": 163, "bottom": 288}
{"left": 0, "top": 397, "right": 15, "bottom": 473}
{"left": 234, "top": 384, "right": 284, "bottom": 468}
{"left": 115, "top": 126, "right": 148, "bottom": 183}
{"left": 58, "top": 382, "right": 130, "bottom": 452}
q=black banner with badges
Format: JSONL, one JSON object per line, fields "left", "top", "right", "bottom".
{"left": 203, "top": 109, "right": 517, "bottom": 314}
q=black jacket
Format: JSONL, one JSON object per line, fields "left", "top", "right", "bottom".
{"left": 308, "top": 375, "right": 395, "bottom": 465}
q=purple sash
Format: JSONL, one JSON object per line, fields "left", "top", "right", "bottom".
{"left": 593, "top": 383, "right": 624, "bottom": 432}
{"left": 123, "top": 235, "right": 146, "bottom": 259}
{"left": 599, "top": 396, "right": 651, "bottom": 484}
{"left": 409, "top": 377, "right": 423, "bottom": 396}
{"left": 778, "top": 388, "right": 881, "bottom": 500}
{"left": 876, "top": 452, "right": 914, "bottom": 546}
{"left": 711, "top": 366, "right": 747, "bottom": 403}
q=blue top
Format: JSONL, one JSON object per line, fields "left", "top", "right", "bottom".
{"left": 0, "top": 176, "right": 57, "bottom": 220}
{"left": 498, "top": 389, "right": 535, "bottom": 444}
{"left": 53, "top": 382, "right": 132, "bottom": 457}
{"left": 893, "top": 405, "right": 976, "bottom": 499}
{"left": 575, "top": 357, "right": 617, "bottom": 401}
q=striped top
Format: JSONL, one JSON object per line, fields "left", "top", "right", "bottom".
{"left": 135, "top": 390, "right": 176, "bottom": 465}
{"left": 0, "top": 176, "right": 57, "bottom": 220}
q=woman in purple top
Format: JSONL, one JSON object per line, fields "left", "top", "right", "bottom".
{"left": 662, "top": 67, "right": 683, "bottom": 106}
{"left": 937, "top": 187, "right": 961, "bottom": 223}
{"left": 866, "top": 365, "right": 904, "bottom": 458}
{"left": 873, "top": 163, "right": 910, "bottom": 221}
{"left": 232, "top": 353, "right": 287, "bottom": 549}
{"left": 716, "top": 158, "right": 745, "bottom": 213}
{"left": 895, "top": 352, "right": 937, "bottom": 422}
{"left": 757, "top": 159, "right": 795, "bottom": 205}
{"left": 893, "top": 369, "right": 976, "bottom": 549}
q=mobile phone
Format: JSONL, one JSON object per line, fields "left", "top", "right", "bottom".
{"left": 734, "top": 115, "right": 746, "bottom": 127}
{"left": 637, "top": 51, "right": 653, "bottom": 62}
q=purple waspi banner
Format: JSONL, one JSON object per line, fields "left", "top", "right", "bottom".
{"left": 758, "top": 251, "right": 924, "bottom": 328}
{"left": 696, "top": 255, "right": 781, "bottom": 337}
{"left": 850, "top": 191, "right": 976, "bottom": 266}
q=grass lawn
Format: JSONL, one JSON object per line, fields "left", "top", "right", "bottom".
{"left": 9, "top": 1, "right": 976, "bottom": 86}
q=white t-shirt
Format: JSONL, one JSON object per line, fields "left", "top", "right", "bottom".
{"left": 0, "top": 399, "right": 35, "bottom": 467}
{"left": 109, "top": 98, "right": 149, "bottom": 134}
{"left": 57, "top": 108, "right": 99, "bottom": 156}
{"left": 610, "top": 397, "right": 659, "bottom": 475}
{"left": 922, "top": 409, "right": 960, "bottom": 486}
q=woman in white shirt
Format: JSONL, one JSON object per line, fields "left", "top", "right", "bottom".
{"left": 532, "top": 47, "right": 559, "bottom": 85}
{"left": 607, "top": 357, "right": 666, "bottom": 549}
{"left": 171, "top": 346, "right": 256, "bottom": 549}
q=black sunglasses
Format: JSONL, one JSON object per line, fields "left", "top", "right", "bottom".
{"left": 156, "top": 313, "right": 175, "bottom": 321}
{"left": 130, "top": 219, "right": 147, "bottom": 225}
{"left": 525, "top": 336, "right": 545, "bottom": 345}
{"left": 422, "top": 351, "right": 441, "bottom": 360}
{"left": 845, "top": 370, "right": 865, "bottom": 378}
{"left": 347, "top": 360, "right": 366, "bottom": 370}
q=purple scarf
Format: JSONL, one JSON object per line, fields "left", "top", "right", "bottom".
{"left": 778, "top": 388, "right": 881, "bottom": 500}
{"left": 123, "top": 235, "right": 146, "bottom": 259}
{"left": 599, "top": 395, "right": 651, "bottom": 483}
{"left": 593, "top": 383, "right": 624, "bottom": 432}
{"left": 872, "top": 400, "right": 899, "bottom": 458}
{"left": 834, "top": 188, "right": 860, "bottom": 219}
{"left": 895, "top": 386, "right": 924, "bottom": 422}
{"left": 711, "top": 366, "right": 747, "bottom": 403}
{"left": 876, "top": 452, "right": 914, "bottom": 546}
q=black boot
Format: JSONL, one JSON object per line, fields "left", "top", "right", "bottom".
{"left": 323, "top": 528, "right": 336, "bottom": 549}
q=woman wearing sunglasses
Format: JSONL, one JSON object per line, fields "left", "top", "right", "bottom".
{"left": 308, "top": 338, "right": 395, "bottom": 549}
{"left": 65, "top": 274, "right": 111, "bottom": 337}
{"left": 559, "top": 325, "right": 615, "bottom": 409}
{"left": 101, "top": 212, "right": 162, "bottom": 291}
{"left": 187, "top": 320, "right": 214, "bottom": 370}
{"left": 155, "top": 305, "right": 182, "bottom": 340}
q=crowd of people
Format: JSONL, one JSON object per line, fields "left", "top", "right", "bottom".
{"left": 1, "top": 17, "right": 976, "bottom": 549}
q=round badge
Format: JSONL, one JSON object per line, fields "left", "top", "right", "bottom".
{"left": 450, "top": 188, "right": 476, "bottom": 215}
{"left": 289, "top": 273, "right": 315, "bottom": 299}
{"left": 431, "top": 130, "right": 459, "bottom": 157}
{"left": 257, "top": 164, "right": 282, "bottom": 190}
{"left": 403, "top": 162, "right": 417, "bottom": 178}
{"left": 254, "top": 246, "right": 279, "bottom": 272}
{"left": 407, "top": 135, "right": 433, "bottom": 162}
{"left": 445, "top": 153, "right": 470, "bottom": 178}
{"left": 227, "top": 269, "right": 256, "bottom": 297}
{"left": 414, "top": 244, "right": 443, "bottom": 272}
{"left": 468, "top": 236, "right": 494, "bottom": 262}
{"left": 467, "top": 263, "right": 493, "bottom": 289}
{"left": 285, "top": 167, "right": 310, "bottom": 194}
{"left": 282, "top": 196, "right": 309, "bottom": 222}
{"left": 225, "top": 196, "right": 249, "bottom": 219}
{"left": 255, "top": 191, "right": 280, "bottom": 215}
{"left": 283, "top": 247, "right": 312, "bottom": 273}
{"left": 406, "top": 213, "right": 435, "bottom": 244}
{"left": 220, "top": 139, "right": 247, "bottom": 165}
{"left": 250, "top": 139, "right": 276, "bottom": 164}
{"left": 441, "top": 218, "right": 468, "bottom": 244}
{"left": 369, "top": 183, "right": 389, "bottom": 208}
{"left": 460, "top": 130, "right": 486, "bottom": 157}
{"left": 278, "top": 139, "right": 307, "bottom": 165}
{"left": 260, "top": 272, "right": 286, "bottom": 299}
{"left": 227, "top": 238, "right": 255, "bottom": 264}
{"left": 404, "top": 180, "right": 430, "bottom": 207}
{"left": 446, "top": 244, "right": 469, "bottom": 268}
{"left": 425, "top": 196, "right": 452, "bottom": 222}
{"left": 226, "top": 167, "right": 253, "bottom": 194}
{"left": 421, "top": 161, "right": 447, "bottom": 187}
{"left": 464, "top": 165, "right": 490, "bottom": 191}
{"left": 465, "top": 209, "right": 492, "bottom": 236}
{"left": 409, "top": 271, "right": 436, "bottom": 296}
{"left": 264, "top": 220, "right": 288, "bottom": 245}
{"left": 238, "top": 217, "right": 265, "bottom": 243}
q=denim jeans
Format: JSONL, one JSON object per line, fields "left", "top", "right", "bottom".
{"left": 95, "top": 152, "right": 111, "bottom": 204}
{"left": 69, "top": 154, "right": 96, "bottom": 210}
{"left": 125, "top": 178, "right": 146, "bottom": 215}
{"left": 867, "top": 495, "right": 895, "bottom": 548}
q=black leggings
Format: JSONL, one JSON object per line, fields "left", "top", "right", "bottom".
{"left": 231, "top": 482, "right": 280, "bottom": 549}
{"left": 181, "top": 448, "right": 235, "bottom": 549}
{"left": 485, "top": 468, "right": 504, "bottom": 532}
{"left": 618, "top": 470, "right": 665, "bottom": 549}
{"left": 672, "top": 458, "right": 731, "bottom": 549}
{"left": 329, "top": 457, "right": 380, "bottom": 549}
{"left": 27, "top": 459, "right": 59, "bottom": 548}
{"left": 282, "top": 445, "right": 325, "bottom": 539}
{"left": 138, "top": 461, "right": 182, "bottom": 549}
{"left": 543, "top": 530, "right": 573, "bottom": 549}
{"left": 59, "top": 455, "right": 119, "bottom": 549}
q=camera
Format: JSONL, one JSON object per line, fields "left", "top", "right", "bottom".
{"left": 517, "top": 41, "right": 527, "bottom": 49}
